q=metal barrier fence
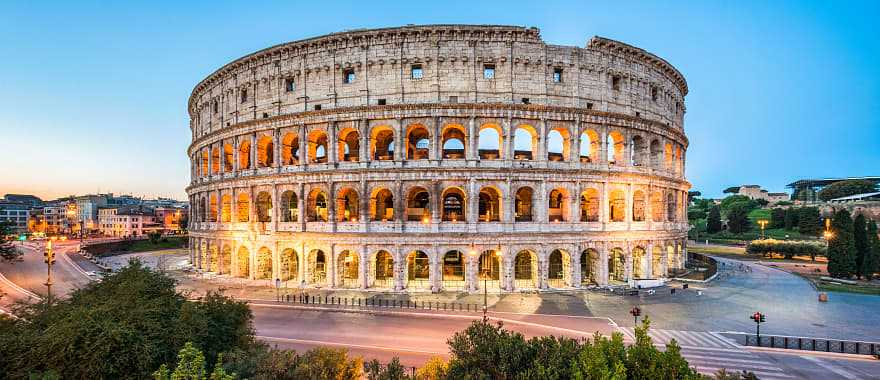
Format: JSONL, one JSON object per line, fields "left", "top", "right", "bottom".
{"left": 731, "top": 333, "right": 879, "bottom": 357}
{"left": 277, "top": 293, "right": 484, "bottom": 313}
{"left": 686, "top": 251, "right": 718, "bottom": 281}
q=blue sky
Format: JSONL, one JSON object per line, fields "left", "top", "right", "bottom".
{"left": 1, "top": 1, "right": 877, "bottom": 200}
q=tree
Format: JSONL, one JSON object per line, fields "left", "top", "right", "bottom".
{"left": 784, "top": 207, "right": 799, "bottom": 230}
{"left": 827, "top": 209, "right": 857, "bottom": 278}
{"left": 687, "top": 209, "right": 707, "bottom": 221}
{"left": 853, "top": 214, "right": 869, "bottom": 279}
{"left": 817, "top": 180, "right": 877, "bottom": 202}
{"left": 723, "top": 186, "right": 741, "bottom": 194}
{"left": 687, "top": 191, "right": 702, "bottom": 204}
{"left": 719, "top": 195, "right": 755, "bottom": 212}
{"left": 0, "top": 222, "right": 22, "bottom": 263}
{"left": 706, "top": 206, "right": 723, "bottom": 234}
{"left": 797, "top": 207, "right": 821, "bottom": 237}
{"left": 148, "top": 231, "right": 163, "bottom": 245}
{"left": 755, "top": 198, "right": 769, "bottom": 207}
{"left": 726, "top": 204, "right": 751, "bottom": 234}
{"left": 770, "top": 208, "right": 786, "bottom": 229}
{"left": 864, "top": 221, "right": 880, "bottom": 280}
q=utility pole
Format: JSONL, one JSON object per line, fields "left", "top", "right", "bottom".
{"left": 43, "top": 239, "right": 56, "bottom": 303}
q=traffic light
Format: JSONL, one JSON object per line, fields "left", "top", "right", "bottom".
{"left": 750, "top": 312, "right": 765, "bottom": 323}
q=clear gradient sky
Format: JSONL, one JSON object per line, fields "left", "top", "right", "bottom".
{"left": 1, "top": 1, "right": 877, "bottom": 201}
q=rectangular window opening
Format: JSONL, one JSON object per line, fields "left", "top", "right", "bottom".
{"left": 377, "top": 98, "right": 387, "bottom": 105}
{"left": 343, "top": 69, "right": 355, "bottom": 84}
{"left": 240, "top": 89, "right": 248, "bottom": 103}
{"left": 612, "top": 76, "right": 621, "bottom": 91}
{"left": 314, "top": 104, "right": 322, "bottom": 111}
{"left": 448, "top": 96, "right": 458, "bottom": 103}
{"left": 483, "top": 64, "right": 495, "bottom": 79}
{"left": 521, "top": 98, "right": 530, "bottom": 104}
{"left": 553, "top": 68, "right": 563, "bottom": 83}
{"left": 651, "top": 87, "right": 658, "bottom": 102}
{"left": 411, "top": 64, "right": 423, "bottom": 80}
{"left": 285, "top": 78, "right": 295, "bottom": 92}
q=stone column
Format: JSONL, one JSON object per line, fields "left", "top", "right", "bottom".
{"left": 466, "top": 116, "right": 477, "bottom": 160}
{"left": 233, "top": 137, "right": 240, "bottom": 172}
{"left": 273, "top": 129, "right": 282, "bottom": 168}
{"left": 598, "top": 245, "right": 609, "bottom": 285}
{"left": 393, "top": 119, "right": 404, "bottom": 162}
{"left": 297, "top": 183, "right": 306, "bottom": 228}
{"left": 250, "top": 134, "right": 257, "bottom": 170}
{"left": 503, "top": 180, "right": 513, "bottom": 224}
{"left": 360, "top": 246, "right": 369, "bottom": 289}
{"left": 626, "top": 183, "right": 633, "bottom": 229}
{"left": 600, "top": 182, "right": 608, "bottom": 224}
{"left": 327, "top": 182, "right": 337, "bottom": 226}
{"left": 328, "top": 122, "right": 338, "bottom": 164}
{"left": 646, "top": 242, "right": 655, "bottom": 278}
{"left": 359, "top": 120, "right": 369, "bottom": 163}
{"left": 431, "top": 117, "right": 441, "bottom": 161}
{"left": 465, "top": 253, "right": 477, "bottom": 293}
{"left": 299, "top": 125, "right": 308, "bottom": 166}
{"left": 661, "top": 242, "right": 669, "bottom": 277}
{"left": 467, "top": 178, "right": 478, "bottom": 224}
{"left": 329, "top": 245, "right": 337, "bottom": 288}
{"left": 504, "top": 118, "right": 514, "bottom": 161}
{"left": 537, "top": 180, "right": 547, "bottom": 223}
{"left": 298, "top": 242, "right": 306, "bottom": 285}
{"left": 249, "top": 241, "right": 256, "bottom": 280}
{"left": 502, "top": 246, "right": 513, "bottom": 291}
{"left": 393, "top": 246, "right": 404, "bottom": 291}
{"left": 600, "top": 127, "right": 608, "bottom": 164}
{"left": 272, "top": 241, "right": 280, "bottom": 282}
{"left": 624, "top": 244, "right": 633, "bottom": 284}
{"left": 271, "top": 185, "right": 278, "bottom": 232}
{"left": 538, "top": 247, "right": 548, "bottom": 289}
{"left": 430, "top": 245, "right": 440, "bottom": 292}
{"left": 537, "top": 119, "right": 547, "bottom": 162}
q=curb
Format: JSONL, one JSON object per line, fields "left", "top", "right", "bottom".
{"left": 0, "top": 271, "right": 40, "bottom": 300}
{"left": 745, "top": 345, "right": 878, "bottom": 361}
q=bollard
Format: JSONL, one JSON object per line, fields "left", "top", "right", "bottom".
{"left": 818, "top": 292, "right": 828, "bottom": 302}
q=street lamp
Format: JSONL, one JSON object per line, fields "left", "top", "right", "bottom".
{"left": 43, "top": 237, "right": 57, "bottom": 303}
{"left": 757, "top": 219, "right": 769, "bottom": 239}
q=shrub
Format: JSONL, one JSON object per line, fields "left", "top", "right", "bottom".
{"left": 817, "top": 180, "right": 877, "bottom": 201}
{"left": 746, "top": 239, "right": 826, "bottom": 260}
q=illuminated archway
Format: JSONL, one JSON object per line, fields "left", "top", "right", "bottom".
{"left": 632, "top": 190, "right": 646, "bottom": 222}
{"left": 441, "top": 124, "right": 466, "bottom": 159}
{"left": 308, "top": 249, "right": 328, "bottom": 285}
{"left": 405, "top": 186, "right": 430, "bottom": 222}
{"left": 257, "top": 136, "right": 274, "bottom": 167}
{"left": 580, "top": 249, "right": 599, "bottom": 285}
{"left": 373, "top": 250, "right": 394, "bottom": 289}
{"left": 441, "top": 187, "right": 466, "bottom": 222}
{"left": 256, "top": 247, "right": 272, "bottom": 280}
{"left": 370, "top": 188, "right": 394, "bottom": 221}
{"left": 442, "top": 250, "right": 466, "bottom": 290}
{"left": 478, "top": 124, "right": 502, "bottom": 159}
{"left": 608, "top": 247, "right": 625, "bottom": 283}
{"left": 514, "top": 187, "right": 533, "bottom": 222}
{"left": 220, "top": 194, "right": 232, "bottom": 222}
{"left": 513, "top": 124, "right": 537, "bottom": 160}
{"left": 632, "top": 246, "right": 646, "bottom": 279}
{"left": 281, "top": 133, "right": 299, "bottom": 165}
{"left": 236, "top": 246, "right": 250, "bottom": 278}
{"left": 406, "top": 124, "right": 430, "bottom": 160}
{"left": 609, "top": 189, "right": 625, "bottom": 222}
{"left": 308, "top": 130, "right": 328, "bottom": 163}
{"left": 238, "top": 140, "right": 251, "bottom": 169}
{"left": 371, "top": 126, "right": 395, "bottom": 160}
{"left": 579, "top": 129, "right": 600, "bottom": 162}
{"left": 548, "top": 188, "right": 568, "bottom": 222}
{"left": 514, "top": 250, "right": 538, "bottom": 289}
{"left": 406, "top": 250, "right": 429, "bottom": 289}
{"left": 478, "top": 250, "right": 501, "bottom": 290}
{"left": 255, "top": 192, "right": 272, "bottom": 222}
{"left": 280, "top": 190, "right": 298, "bottom": 222}
{"left": 336, "top": 187, "right": 360, "bottom": 222}
{"left": 223, "top": 144, "right": 234, "bottom": 172}
{"left": 236, "top": 193, "right": 249, "bottom": 222}
{"left": 307, "top": 188, "right": 329, "bottom": 222}
{"left": 547, "top": 249, "right": 571, "bottom": 288}
{"left": 478, "top": 186, "right": 501, "bottom": 222}
{"left": 337, "top": 128, "right": 360, "bottom": 162}
{"left": 280, "top": 248, "right": 298, "bottom": 282}
{"left": 607, "top": 131, "right": 624, "bottom": 164}
{"left": 336, "top": 250, "right": 359, "bottom": 288}
{"left": 547, "top": 127, "right": 570, "bottom": 161}
{"left": 580, "top": 188, "right": 599, "bottom": 222}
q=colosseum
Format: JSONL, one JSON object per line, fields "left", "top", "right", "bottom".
{"left": 186, "top": 24, "right": 690, "bottom": 293}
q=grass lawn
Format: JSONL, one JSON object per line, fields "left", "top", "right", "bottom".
{"left": 688, "top": 245, "right": 745, "bottom": 255}
{"left": 125, "top": 237, "right": 187, "bottom": 253}
{"left": 816, "top": 281, "right": 880, "bottom": 296}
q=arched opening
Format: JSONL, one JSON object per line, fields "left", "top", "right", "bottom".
{"left": 514, "top": 187, "right": 533, "bottom": 222}
{"left": 257, "top": 136, "right": 274, "bottom": 167}
{"left": 441, "top": 124, "right": 466, "bottom": 159}
{"left": 478, "top": 187, "right": 501, "bottom": 222}
{"left": 256, "top": 247, "right": 272, "bottom": 280}
{"left": 632, "top": 190, "right": 646, "bottom": 222}
{"left": 514, "top": 250, "right": 538, "bottom": 289}
{"left": 219, "top": 245, "right": 232, "bottom": 275}
{"left": 307, "top": 189, "right": 329, "bottom": 222}
{"left": 608, "top": 247, "right": 626, "bottom": 283}
{"left": 667, "top": 245, "right": 676, "bottom": 273}
{"left": 548, "top": 188, "right": 568, "bottom": 222}
{"left": 547, "top": 128, "right": 569, "bottom": 161}
{"left": 406, "top": 124, "right": 430, "bottom": 160}
{"left": 651, "top": 192, "right": 664, "bottom": 222}
{"left": 580, "top": 188, "right": 600, "bottom": 222}
{"left": 652, "top": 245, "right": 664, "bottom": 277}
{"left": 223, "top": 144, "right": 234, "bottom": 172}
{"left": 406, "top": 250, "right": 430, "bottom": 289}
{"left": 281, "top": 133, "right": 299, "bottom": 165}
{"left": 236, "top": 193, "right": 249, "bottom": 222}
{"left": 208, "top": 195, "right": 218, "bottom": 222}
{"left": 477, "top": 124, "right": 502, "bottom": 159}
{"left": 199, "top": 241, "right": 208, "bottom": 270}
{"left": 336, "top": 250, "right": 359, "bottom": 288}
{"left": 280, "top": 248, "right": 298, "bottom": 282}
{"left": 666, "top": 193, "right": 676, "bottom": 222}
{"left": 336, "top": 188, "right": 360, "bottom": 222}
{"left": 198, "top": 197, "right": 206, "bottom": 222}
{"left": 373, "top": 250, "right": 394, "bottom": 289}
{"left": 209, "top": 245, "right": 219, "bottom": 272}
{"left": 609, "top": 189, "right": 626, "bottom": 222}
{"left": 255, "top": 192, "right": 272, "bottom": 223}
{"left": 280, "top": 190, "right": 298, "bottom": 222}
{"left": 238, "top": 140, "right": 251, "bottom": 169}
{"left": 664, "top": 142, "right": 674, "bottom": 170}
{"left": 547, "top": 249, "right": 571, "bottom": 288}
{"left": 580, "top": 249, "right": 599, "bottom": 285}
{"left": 649, "top": 139, "right": 662, "bottom": 169}
{"left": 441, "top": 187, "right": 466, "bottom": 222}
{"left": 478, "top": 250, "right": 501, "bottom": 290}
{"left": 236, "top": 246, "right": 250, "bottom": 278}
{"left": 220, "top": 194, "right": 232, "bottom": 222}
{"left": 337, "top": 128, "right": 360, "bottom": 162}
{"left": 442, "top": 250, "right": 465, "bottom": 290}
{"left": 308, "top": 130, "right": 328, "bottom": 163}
{"left": 630, "top": 136, "right": 645, "bottom": 166}
{"left": 371, "top": 126, "right": 395, "bottom": 160}
{"left": 308, "top": 249, "right": 327, "bottom": 285}
{"left": 607, "top": 131, "right": 625, "bottom": 164}
{"left": 200, "top": 150, "right": 208, "bottom": 176}
{"left": 632, "top": 247, "right": 646, "bottom": 279}
{"left": 579, "top": 129, "right": 600, "bottom": 163}
{"left": 675, "top": 145, "right": 683, "bottom": 174}
{"left": 211, "top": 147, "right": 220, "bottom": 174}
{"left": 370, "top": 188, "right": 394, "bottom": 222}
{"left": 405, "top": 186, "right": 430, "bottom": 222}
{"left": 513, "top": 125, "right": 537, "bottom": 160}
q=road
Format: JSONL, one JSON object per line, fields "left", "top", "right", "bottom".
{"left": 0, "top": 241, "right": 93, "bottom": 300}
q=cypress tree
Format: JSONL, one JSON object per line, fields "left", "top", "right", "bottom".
{"left": 798, "top": 207, "right": 821, "bottom": 237}
{"left": 864, "top": 221, "right": 880, "bottom": 280}
{"left": 827, "top": 209, "right": 857, "bottom": 278}
{"left": 784, "top": 208, "right": 798, "bottom": 230}
{"left": 706, "top": 205, "right": 722, "bottom": 234}
{"left": 853, "top": 214, "right": 868, "bottom": 279}
{"left": 770, "top": 208, "right": 786, "bottom": 229}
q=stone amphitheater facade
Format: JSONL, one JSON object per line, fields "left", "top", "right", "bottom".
{"left": 186, "top": 25, "right": 691, "bottom": 293}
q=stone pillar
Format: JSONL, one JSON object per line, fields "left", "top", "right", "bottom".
{"left": 598, "top": 245, "right": 609, "bottom": 285}
{"left": 568, "top": 189, "right": 579, "bottom": 224}
{"left": 359, "top": 181, "right": 369, "bottom": 229}
{"left": 467, "top": 178, "right": 478, "bottom": 224}
{"left": 393, "top": 246, "right": 404, "bottom": 291}
{"left": 626, "top": 183, "right": 633, "bottom": 228}
{"left": 393, "top": 119, "right": 404, "bottom": 162}
{"left": 624, "top": 244, "right": 633, "bottom": 284}
{"left": 273, "top": 129, "right": 282, "bottom": 168}
{"left": 272, "top": 241, "right": 280, "bottom": 282}
{"left": 571, "top": 248, "right": 582, "bottom": 287}
{"left": 600, "top": 127, "right": 608, "bottom": 164}
{"left": 327, "top": 182, "right": 337, "bottom": 225}
{"left": 600, "top": 182, "right": 608, "bottom": 224}
{"left": 297, "top": 183, "right": 306, "bottom": 229}
{"left": 503, "top": 118, "right": 514, "bottom": 161}
{"left": 646, "top": 242, "right": 655, "bottom": 278}
{"left": 537, "top": 180, "right": 547, "bottom": 223}
{"left": 466, "top": 116, "right": 477, "bottom": 160}
{"left": 233, "top": 137, "right": 240, "bottom": 172}
{"left": 271, "top": 185, "right": 278, "bottom": 232}
{"left": 465, "top": 253, "right": 477, "bottom": 293}
{"left": 359, "top": 120, "right": 369, "bottom": 163}
{"left": 430, "top": 246, "right": 440, "bottom": 292}
{"left": 537, "top": 119, "right": 547, "bottom": 162}
{"left": 299, "top": 125, "right": 308, "bottom": 166}
{"left": 249, "top": 241, "right": 256, "bottom": 280}
{"left": 503, "top": 180, "right": 513, "bottom": 224}
{"left": 329, "top": 245, "right": 337, "bottom": 288}
{"left": 431, "top": 117, "right": 441, "bottom": 161}
{"left": 328, "top": 122, "right": 338, "bottom": 164}
{"left": 538, "top": 247, "right": 548, "bottom": 289}
{"left": 661, "top": 242, "right": 669, "bottom": 277}
{"left": 250, "top": 133, "right": 257, "bottom": 170}
{"left": 502, "top": 246, "right": 513, "bottom": 291}
{"left": 360, "top": 246, "right": 369, "bottom": 289}
{"left": 298, "top": 242, "right": 306, "bottom": 285}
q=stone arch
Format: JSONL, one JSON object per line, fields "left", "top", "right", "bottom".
{"left": 255, "top": 191, "right": 272, "bottom": 222}
{"left": 632, "top": 246, "right": 646, "bottom": 279}
{"left": 513, "top": 124, "right": 538, "bottom": 160}
{"left": 236, "top": 246, "right": 250, "bottom": 278}
{"left": 219, "top": 245, "right": 232, "bottom": 275}
{"left": 209, "top": 243, "right": 219, "bottom": 272}
{"left": 280, "top": 190, "right": 298, "bottom": 222}
{"left": 441, "top": 187, "right": 467, "bottom": 222}
{"left": 580, "top": 188, "right": 600, "bottom": 222}
{"left": 239, "top": 140, "right": 252, "bottom": 169}
{"left": 441, "top": 124, "right": 467, "bottom": 159}
{"left": 336, "top": 250, "right": 359, "bottom": 288}
{"left": 308, "top": 129, "right": 328, "bottom": 163}
{"left": 336, "top": 187, "right": 360, "bottom": 222}
{"left": 256, "top": 247, "right": 272, "bottom": 280}
{"left": 236, "top": 193, "right": 249, "bottom": 222}
{"left": 514, "top": 250, "right": 538, "bottom": 289}
{"left": 370, "top": 187, "right": 394, "bottom": 221}
{"left": 666, "top": 192, "right": 676, "bottom": 222}
{"left": 370, "top": 125, "right": 395, "bottom": 160}
{"left": 372, "top": 250, "right": 395, "bottom": 289}
{"left": 477, "top": 123, "right": 502, "bottom": 159}
{"left": 547, "top": 126, "right": 570, "bottom": 161}
{"left": 649, "top": 139, "right": 662, "bottom": 169}
{"left": 607, "top": 131, "right": 625, "bottom": 164}
{"left": 220, "top": 194, "right": 232, "bottom": 222}
{"left": 223, "top": 143, "right": 234, "bottom": 172}
{"left": 651, "top": 191, "right": 664, "bottom": 222}
{"left": 200, "top": 150, "right": 209, "bottom": 174}
{"left": 307, "top": 188, "right": 329, "bottom": 222}
{"left": 652, "top": 245, "right": 664, "bottom": 277}
{"left": 211, "top": 146, "right": 220, "bottom": 174}
{"left": 280, "top": 248, "right": 298, "bottom": 282}
{"left": 548, "top": 188, "right": 569, "bottom": 222}
{"left": 405, "top": 250, "right": 430, "bottom": 289}
{"left": 198, "top": 196, "right": 207, "bottom": 222}
{"left": 208, "top": 194, "right": 218, "bottom": 222}
{"left": 580, "top": 249, "right": 600, "bottom": 285}
{"left": 281, "top": 132, "right": 299, "bottom": 165}
{"left": 478, "top": 186, "right": 502, "bottom": 222}
{"left": 547, "top": 249, "right": 571, "bottom": 288}
{"left": 256, "top": 135, "right": 274, "bottom": 167}
{"left": 307, "top": 249, "right": 328, "bottom": 285}
{"left": 406, "top": 124, "right": 430, "bottom": 160}
{"left": 441, "top": 250, "right": 466, "bottom": 290}
{"left": 477, "top": 249, "right": 501, "bottom": 290}
{"left": 630, "top": 135, "right": 646, "bottom": 166}
{"left": 632, "top": 190, "right": 646, "bottom": 222}
{"left": 666, "top": 244, "right": 676, "bottom": 273}
{"left": 609, "top": 189, "right": 626, "bottom": 222}
{"left": 608, "top": 247, "right": 626, "bottom": 283}
{"left": 337, "top": 127, "right": 360, "bottom": 162}
{"left": 405, "top": 186, "right": 431, "bottom": 222}
{"left": 579, "top": 129, "right": 600, "bottom": 163}
{"left": 664, "top": 142, "right": 674, "bottom": 170}
{"left": 514, "top": 186, "right": 534, "bottom": 222}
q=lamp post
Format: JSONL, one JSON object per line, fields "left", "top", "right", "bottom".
{"left": 481, "top": 267, "right": 489, "bottom": 321}
{"left": 757, "top": 220, "right": 768, "bottom": 240}
{"left": 43, "top": 238, "right": 57, "bottom": 303}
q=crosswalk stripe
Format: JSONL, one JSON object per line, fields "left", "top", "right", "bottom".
{"left": 683, "top": 354, "right": 784, "bottom": 370}
{"left": 706, "top": 331, "right": 739, "bottom": 348}
{"left": 691, "top": 366, "right": 794, "bottom": 379}
{"left": 683, "top": 332, "right": 716, "bottom": 347}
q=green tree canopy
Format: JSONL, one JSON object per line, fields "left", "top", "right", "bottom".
{"left": 817, "top": 180, "right": 877, "bottom": 201}
{"left": 827, "top": 209, "right": 857, "bottom": 278}
{"left": 797, "top": 207, "right": 822, "bottom": 237}
{"left": 726, "top": 204, "right": 752, "bottom": 234}
{"left": 723, "top": 186, "right": 741, "bottom": 194}
{"left": 864, "top": 221, "right": 880, "bottom": 280}
{"left": 0, "top": 222, "right": 23, "bottom": 263}
{"left": 706, "top": 205, "right": 723, "bottom": 234}
{"left": 770, "top": 208, "right": 786, "bottom": 229}
{"left": 853, "top": 214, "right": 869, "bottom": 279}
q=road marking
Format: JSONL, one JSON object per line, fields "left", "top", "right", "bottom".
{"left": 0, "top": 271, "right": 40, "bottom": 300}
{"left": 799, "top": 355, "right": 863, "bottom": 379}
{"left": 257, "top": 335, "right": 446, "bottom": 356}
{"left": 58, "top": 250, "right": 95, "bottom": 281}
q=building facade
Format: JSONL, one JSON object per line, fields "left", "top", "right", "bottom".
{"left": 98, "top": 207, "right": 162, "bottom": 238}
{"left": 730, "top": 185, "right": 789, "bottom": 204}
{"left": 186, "top": 25, "right": 691, "bottom": 292}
